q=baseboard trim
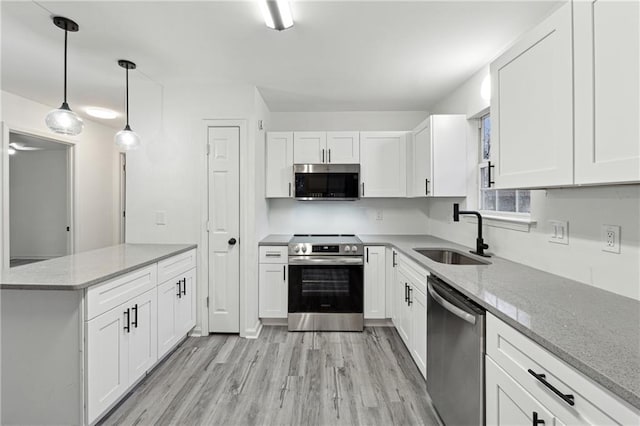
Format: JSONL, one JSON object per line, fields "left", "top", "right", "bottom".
{"left": 365, "top": 318, "right": 394, "bottom": 327}
{"left": 260, "top": 318, "right": 287, "bottom": 326}
{"left": 243, "top": 320, "right": 263, "bottom": 339}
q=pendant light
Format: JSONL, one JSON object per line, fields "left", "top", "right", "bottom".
{"left": 114, "top": 60, "right": 141, "bottom": 151}
{"left": 45, "top": 16, "right": 84, "bottom": 136}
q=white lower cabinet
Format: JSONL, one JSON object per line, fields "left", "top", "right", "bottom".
{"left": 86, "top": 303, "right": 130, "bottom": 424}
{"left": 364, "top": 246, "right": 386, "bottom": 319}
{"left": 486, "top": 356, "right": 563, "bottom": 426}
{"left": 158, "top": 268, "right": 197, "bottom": 360}
{"left": 259, "top": 263, "right": 288, "bottom": 318}
{"left": 393, "top": 254, "right": 428, "bottom": 378}
{"left": 486, "top": 313, "right": 640, "bottom": 425}
{"left": 259, "top": 245, "right": 289, "bottom": 319}
{"left": 87, "top": 287, "right": 157, "bottom": 424}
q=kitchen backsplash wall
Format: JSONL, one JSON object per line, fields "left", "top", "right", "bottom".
{"left": 268, "top": 198, "right": 430, "bottom": 235}
{"left": 428, "top": 67, "right": 640, "bottom": 300}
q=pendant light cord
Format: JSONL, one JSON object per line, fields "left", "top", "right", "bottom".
{"left": 125, "top": 67, "right": 130, "bottom": 126}
{"left": 63, "top": 29, "right": 68, "bottom": 104}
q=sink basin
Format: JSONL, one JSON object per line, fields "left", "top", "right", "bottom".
{"left": 414, "top": 249, "right": 491, "bottom": 265}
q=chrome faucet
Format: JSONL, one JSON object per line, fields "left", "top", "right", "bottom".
{"left": 453, "top": 203, "right": 490, "bottom": 257}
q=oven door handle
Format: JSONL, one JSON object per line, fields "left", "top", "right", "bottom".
{"left": 288, "top": 256, "right": 364, "bottom": 266}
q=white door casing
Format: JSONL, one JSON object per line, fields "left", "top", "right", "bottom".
{"left": 208, "top": 126, "right": 240, "bottom": 333}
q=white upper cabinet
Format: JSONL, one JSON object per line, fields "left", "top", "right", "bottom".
{"left": 409, "top": 115, "right": 467, "bottom": 197}
{"left": 326, "top": 131, "right": 360, "bottom": 164}
{"left": 292, "top": 131, "right": 360, "bottom": 164}
{"left": 574, "top": 0, "right": 640, "bottom": 184}
{"left": 360, "top": 131, "right": 407, "bottom": 197}
{"left": 490, "top": 2, "right": 574, "bottom": 188}
{"left": 293, "top": 132, "right": 327, "bottom": 164}
{"left": 265, "top": 132, "right": 293, "bottom": 198}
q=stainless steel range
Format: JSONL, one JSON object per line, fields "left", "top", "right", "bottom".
{"left": 288, "top": 234, "right": 364, "bottom": 331}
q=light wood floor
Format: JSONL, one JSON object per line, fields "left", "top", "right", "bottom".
{"left": 99, "top": 326, "right": 441, "bottom": 426}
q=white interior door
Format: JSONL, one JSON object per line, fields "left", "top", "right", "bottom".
{"left": 208, "top": 127, "right": 240, "bottom": 333}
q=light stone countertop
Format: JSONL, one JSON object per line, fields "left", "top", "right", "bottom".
{"left": 1, "top": 243, "right": 197, "bottom": 290}
{"left": 357, "top": 234, "right": 640, "bottom": 411}
{"left": 258, "top": 234, "right": 293, "bottom": 246}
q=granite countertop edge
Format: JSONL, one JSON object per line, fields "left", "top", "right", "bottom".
{"left": 1, "top": 244, "right": 198, "bottom": 291}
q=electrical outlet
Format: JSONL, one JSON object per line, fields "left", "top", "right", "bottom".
{"left": 376, "top": 210, "right": 383, "bottom": 221}
{"left": 602, "top": 225, "right": 621, "bottom": 253}
{"left": 155, "top": 211, "right": 167, "bottom": 225}
{"left": 549, "top": 220, "right": 568, "bottom": 245}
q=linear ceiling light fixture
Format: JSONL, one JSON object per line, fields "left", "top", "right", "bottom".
{"left": 260, "top": 0, "right": 294, "bottom": 31}
{"left": 45, "top": 16, "right": 84, "bottom": 136}
{"left": 114, "top": 60, "right": 141, "bottom": 151}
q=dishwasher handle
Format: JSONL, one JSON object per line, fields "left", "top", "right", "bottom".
{"left": 427, "top": 281, "right": 477, "bottom": 325}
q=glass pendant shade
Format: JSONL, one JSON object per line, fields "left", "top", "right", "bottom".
{"left": 115, "top": 125, "right": 141, "bottom": 151}
{"left": 46, "top": 102, "right": 84, "bottom": 136}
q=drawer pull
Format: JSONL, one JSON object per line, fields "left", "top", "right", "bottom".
{"left": 131, "top": 304, "right": 138, "bottom": 328}
{"left": 124, "top": 308, "right": 130, "bottom": 333}
{"left": 527, "top": 369, "right": 575, "bottom": 406}
{"left": 181, "top": 278, "right": 187, "bottom": 296}
{"left": 265, "top": 253, "right": 281, "bottom": 257}
{"left": 532, "top": 411, "right": 545, "bottom": 425}
{"left": 176, "top": 281, "right": 182, "bottom": 298}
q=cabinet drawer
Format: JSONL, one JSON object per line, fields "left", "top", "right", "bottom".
{"left": 157, "top": 249, "right": 197, "bottom": 283}
{"left": 86, "top": 266, "right": 157, "bottom": 321}
{"left": 397, "top": 253, "right": 428, "bottom": 294}
{"left": 259, "top": 246, "right": 288, "bottom": 264}
{"left": 486, "top": 313, "right": 639, "bottom": 424}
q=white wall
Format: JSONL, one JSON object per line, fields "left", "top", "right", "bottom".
{"left": 428, "top": 67, "right": 640, "bottom": 300}
{"left": 1, "top": 91, "right": 120, "bottom": 255}
{"left": 270, "top": 110, "right": 427, "bottom": 131}
{"left": 125, "top": 79, "right": 265, "bottom": 336}
{"left": 10, "top": 149, "right": 68, "bottom": 258}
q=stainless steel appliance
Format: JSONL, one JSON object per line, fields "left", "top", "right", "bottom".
{"left": 293, "top": 164, "right": 360, "bottom": 200}
{"left": 288, "top": 234, "right": 364, "bottom": 331}
{"left": 427, "top": 276, "right": 486, "bottom": 426}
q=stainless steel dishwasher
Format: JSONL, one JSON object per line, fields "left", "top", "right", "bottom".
{"left": 427, "top": 276, "right": 485, "bottom": 426}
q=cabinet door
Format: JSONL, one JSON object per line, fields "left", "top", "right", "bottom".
{"left": 259, "top": 263, "right": 288, "bottom": 318}
{"left": 157, "top": 278, "right": 179, "bottom": 359}
{"left": 128, "top": 288, "right": 158, "bottom": 385}
{"left": 86, "top": 306, "right": 129, "bottom": 424}
{"left": 326, "top": 131, "right": 360, "bottom": 164}
{"left": 431, "top": 115, "right": 467, "bottom": 196}
{"left": 486, "top": 357, "right": 565, "bottom": 426}
{"left": 410, "top": 286, "right": 427, "bottom": 378}
{"left": 490, "top": 3, "right": 573, "bottom": 188}
{"left": 265, "top": 132, "right": 294, "bottom": 198}
{"left": 410, "top": 120, "right": 432, "bottom": 198}
{"left": 176, "top": 268, "right": 197, "bottom": 337}
{"left": 395, "top": 269, "right": 411, "bottom": 346}
{"left": 364, "top": 246, "right": 386, "bottom": 319}
{"left": 360, "top": 132, "right": 407, "bottom": 197}
{"left": 574, "top": 0, "right": 640, "bottom": 184}
{"left": 293, "top": 132, "right": 326, "bottom": 164}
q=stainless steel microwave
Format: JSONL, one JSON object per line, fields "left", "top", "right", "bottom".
{"left": 293, "top": 164, "right": 360, "bottom": 200}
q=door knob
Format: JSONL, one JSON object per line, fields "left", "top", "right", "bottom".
{"left": 228, "top": 238, "right": 237, "bottom": 245}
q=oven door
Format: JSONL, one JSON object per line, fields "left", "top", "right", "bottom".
{"left": 288, "top": 256, "right": 363, "bottom": 314}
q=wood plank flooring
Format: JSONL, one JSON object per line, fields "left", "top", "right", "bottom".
{"left": 99, "top": 326, "right": 441, "bottom": 426}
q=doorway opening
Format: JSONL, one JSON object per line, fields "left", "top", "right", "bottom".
{"left": 6, "top": 131, "right": 74, "bottom": 267}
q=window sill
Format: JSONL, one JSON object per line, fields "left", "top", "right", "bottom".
{"left": 464, "top": 213, "right": 536, "bottom": 232}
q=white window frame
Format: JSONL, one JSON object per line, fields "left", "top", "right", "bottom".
{"left": 476, "top": 114, "right": 534, "bottom": 230}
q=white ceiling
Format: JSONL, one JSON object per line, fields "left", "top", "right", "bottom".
{"left": 2, "top": 1, "right": 560, "bottom": 126}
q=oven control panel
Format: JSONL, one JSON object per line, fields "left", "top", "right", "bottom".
{"left": 289, "top": 243, "right": 362, "bottom": 256}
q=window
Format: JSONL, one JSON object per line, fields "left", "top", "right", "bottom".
{"left": 479, "top": 114, "right": 530, "bottom": 214}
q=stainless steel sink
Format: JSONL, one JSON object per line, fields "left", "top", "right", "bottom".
{"left": 414, "top": 249, "right": 491, "bottom": 265}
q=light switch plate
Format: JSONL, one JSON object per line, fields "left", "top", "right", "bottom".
{"left": 602, "top": 224, "right": 621, "bottom": 253}
{"left": 549, "top": 220, "right": 568, "bottom": 245}
{"left": 155, "top": 211, "right": 167, "bottom": 225}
